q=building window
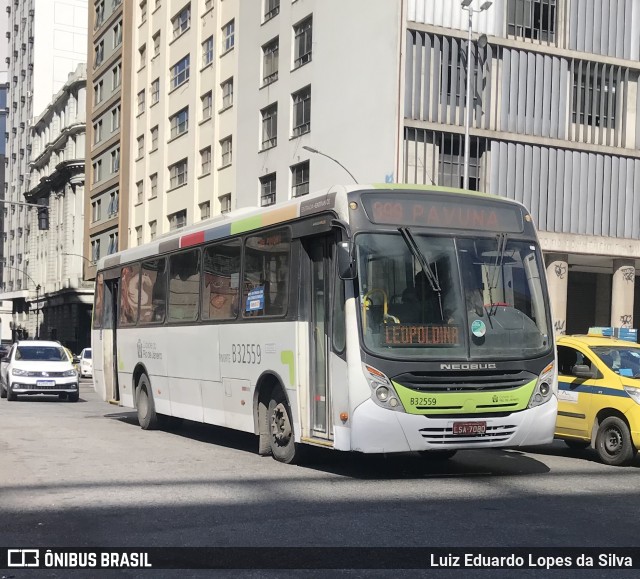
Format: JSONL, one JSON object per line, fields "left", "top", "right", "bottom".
{"left": 169, "top": 158, "right": 188, "bottom": 188}
{"left": 137, "top": 89, "right": 146, "bottom": 115}
{"left": 91, "top": 199, "right": 102, "bottom": 222}
{"left": 507, "top": 0, "right": 556, "bottom": 42}
{"left": 94, "top": 80, "right": 103, "bottom": 104}
{"left": 93, "top": 120, "right": 103, "bottom": 144}
{"left": 170, "top": 55, "right": 190, "bottom": 89}
{"left": 92, "top": 160, "right": 102, "bottom": 183}
{"left": 153, "top": 31, "right": 161, "bottom": 57}
{"left": 262, "top": 37, "right": 279, "bottom": 85}
{"left": 260, "top": 173, "right": 276, "bottom": 207}
{"left": 172, "top": 4, "right": 191, "bottom": 39}
{"left": 199, "top": 201, "right": 210, "bottom": 220}
{"left": 137, "top": 136, "right": 144, "bottom": 159}
{"left": 170, "top": 107, "right": 189, "bottom": 139}
{"left": 150, "top": 125, "right": 159, "bottom": 150}
{"left": 113, "top": 21, "right": 122, "bottom": 48}
{"left": 111, "top": 63, "right": 122, "bottom": 89}
{"left": 201, "top": 147, "right": 212, "bottom": 175}
{"left": 150, "top": 173, "right": 158, "bottom": 197}
{"left": 95, "top": 0, "right": 105, "bottom": 28}
{"left": 136, "top": 180, "right": 144, "bottom": 203}
{"left": 571, "top": 63, "right": 618, "bottom": 128}
{"left": 291, "top": 160, "right": 309, "bottom": 197}
{"left": 222, "top": 19, "right": 234, "bottom": 53}
{"left": 293, "top": 16, "right": 312, "bottom": 68}
{"left": 204, "top": 0, "right": 213, "bottom": 11}
{"left": 139, "top": 43, "right": 147, "bottom": 69}
{"left": 108, "top": 232, "right": 119, "bottom": 255}
{"left": 261, "top": 103, "right": 277, "bottom": 150}
{"left": 220, "top": 136, "right": 232, "bottom": 167}
{"left": 149, "top": 220, "right": 157, "bottom": 240}
{"left": 151, "top": 78, "right": 160, "bottom": 104}
{"left": 140, "top": 0, "right": 147, "bottom": 23}
{"left": 111, "top": 148, "right": 120, "bottom": 172}
{"left": 111, "top": 105, "right": 120, "bottom": 131}
{"left": 108, "top": 190, "right": 119, "bottom": 216}
{"left": 202, "top": 36, "right": 214, "bottom": 67}
{"left": 221, "top": 78, "right": 233, "bottom": 109}
{"left": 435, "top": 132, "right": 485, "bottom": 191}
{"left": 202, "top": 91, "right": 212, "bottom": 120}
{"left": 292, "top": 85, "right": 311, "bottom": 136}
{"left": 94, "top": 40, "right": 104, "bottom": 68}
{"left": 136, "top": 226, "right": 142, "bottom": 246}
{"left": 91, "top": 239, "right": 101, "bottom": 262}
{"left": 169, "top": 209, "right": 187, "bottom": 231}
{"left": 219, "top": 193, "right": 231, "bottom": 214}
{"left": 264, "top": 0, "right": 280, "bottom": 21}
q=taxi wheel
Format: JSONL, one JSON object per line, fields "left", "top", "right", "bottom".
{"left": 418, "top": 450, "right": 458, "bottom": 460}
{"left": 595, "top": 416, "right": 637, "bottom": 466}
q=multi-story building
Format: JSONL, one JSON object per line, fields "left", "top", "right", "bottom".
{"left": 0, "top": 77, "right": 9, "bottom": 342}
{"left": 25, "top": 63, "right": 92, "bottom": 351}
{"left": 1, "top": 0, "right": 87, "bottom": 341}
{"left": 86, "top": 0, "right": 640, "bottom": 335}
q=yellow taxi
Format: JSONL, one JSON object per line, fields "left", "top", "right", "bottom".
{"left": 556, "top": 334, "right": 640, "bottom": 466}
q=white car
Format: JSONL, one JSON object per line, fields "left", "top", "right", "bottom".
{"left": 0, "top": 341, "right": 79, "bottom": 402}
{"left": 79, "top": 348, "right": 93, "bottom": 378}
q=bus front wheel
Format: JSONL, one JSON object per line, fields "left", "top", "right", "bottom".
{"left": 268, "top": 391, "right": 296, "bottom": 464}
{"left": 136, "top": 374, "right": 159, "bottom": 430}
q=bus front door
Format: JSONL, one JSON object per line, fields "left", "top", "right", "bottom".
{"left": 102, "top": 278, "right": 120, "bottom": 403}
{"left": 308, "top": 237, "right": 334, "bottom": 440}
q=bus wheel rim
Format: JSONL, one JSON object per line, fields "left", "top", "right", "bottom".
{"left": 270, "top": 402, "right": 292, "bottom": 445}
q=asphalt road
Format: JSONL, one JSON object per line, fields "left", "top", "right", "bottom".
{"left": 1, "top": 380, "right": 640, "bottom": 578}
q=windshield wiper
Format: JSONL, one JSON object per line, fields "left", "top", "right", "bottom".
{"left": 398, "top": 227, "right": 444, "bottom": 321}
{"left": 487, "top": 233, "right": 508, "bottom": 315}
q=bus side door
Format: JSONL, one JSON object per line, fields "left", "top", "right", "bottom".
{"left": 556, "top": 345, "right": 594, "bottom": 439}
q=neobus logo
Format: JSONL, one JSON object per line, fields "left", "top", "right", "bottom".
{"left": 440, "top": 363, "right": 497, "bottom": 370}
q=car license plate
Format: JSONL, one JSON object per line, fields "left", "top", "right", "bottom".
{"left": 36, "top": 380, "right": 56, "bottom": 387}
{"left": 452, "top": 421, "right": 486, "bottom": 435}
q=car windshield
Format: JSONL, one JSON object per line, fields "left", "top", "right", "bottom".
{"left": 15, "top": 346, "right": 68, "bottom": 362}
{"left": 591, "top": 346, "right": 640, "bottom": 377}
{"left": 355, "top": 232, "right": 551, "bottom": 360}
{"left": 84, "top": 349, "right": 92, "bottom": 359}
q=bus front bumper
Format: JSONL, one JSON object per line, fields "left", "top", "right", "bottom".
{"left": 350, "top": 396, "right": 558, "bottom": 453}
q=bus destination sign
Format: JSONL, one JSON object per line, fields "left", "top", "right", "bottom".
{"left": 384, "top": 324, "right": 461, "bottom": 347}
{"left": 362, "top": 194, "right": 524, "bottom": 233}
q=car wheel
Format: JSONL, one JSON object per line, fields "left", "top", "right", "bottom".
{"left": 595, "top": 416, "right": 637, "bottom": 466}
{"left": 418, "top": 450, "right": 458, "bottom": 460}
{"left": 268, "top": 389, "right": 298, "bottom": 464}
{"left": 7, "top": 386, "right": 17, "bottom": 401}
{"left": 564, "top": 439, "right": 590, "bottom": 450}
{"left": 136, "top": 374, "right": 160, "bottom": 430}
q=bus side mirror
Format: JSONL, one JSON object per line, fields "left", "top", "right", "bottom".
{"left": 337, "top": 241, "right": 356, "bottom": 280}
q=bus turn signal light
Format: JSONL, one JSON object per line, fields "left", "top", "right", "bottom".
{"left": 340, "top": 412, "right": 348, "bottom": 422}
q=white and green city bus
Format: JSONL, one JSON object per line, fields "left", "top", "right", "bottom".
{"left": 92, "top": 185, "right": 557, "bottom": 463}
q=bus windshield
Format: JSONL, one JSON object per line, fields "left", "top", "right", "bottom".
{"left": 356, "top": 232, "right": 551, "bottom": 360}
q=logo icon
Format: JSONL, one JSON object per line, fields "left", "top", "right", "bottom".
{"left": 8, "top": 549, "right": 40, "bottom": 567}
{"left": 492, "top": 395, "right": 499, "bottom": 403}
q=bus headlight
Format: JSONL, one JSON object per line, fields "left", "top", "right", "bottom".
{"left": 528, "top": 362, "right": 555, "bottom": 409}
{"left": 362, "top": 364, "right": 403, "bottom": 412}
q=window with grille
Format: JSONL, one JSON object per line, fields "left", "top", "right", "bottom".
{"left": 153, "top": 32, "right": 160, "bottom": 56}
{"left": 222, "top": 19, "right": 234, "bottom": 53}
{"left": 137, "top": 136, "right": 144, "bottom": 159}
{"left": 221, "top": 78, "right": 233, "bottom": 109}
{"left": 571, "top": 63, "right": 618, "bottom": 128}
{"left": 150, "top": 173, "right": 158, "bottom": 198}
{"left": 199, "top": 201, "right": 210, "bottom": 220}
{"left": 219, "top": 194, "right": 231, "bottom": 213}
{"left": 169, "top": 159, "right": 188, "bottom": 188}
{"left": 264, "top": 0, "right": 280, "bottom": 21}
{"left": 136, "top": 181, "right": 143, "bottom": 203}
{"left": 220, "top": 136, "right": 232, "bottom": 167}
{"left": 92, "top": 239, "right": 101, "bottom": 262}
{"left": 149, "top": 220, "right": 157, "bottom": 240}
{"left": 168, "top": 209, "right": 187, "bottom": 231}
{"left": 507, "top": 0, "right": 556, "bottom": 42}
{"left": 150, "top": 125, "right": 158, "bottom": 150}
{"left": 172, "top": 4, "right": 190, "bottom": 39}
{"left": 202, "top": 36, "right": 213, "bottom": 67}
{"left": 137, "top": 90, "right": 145, "bottom": 114}
{"left": 293, "top": 16, "right": 312, "bottom": 68}
{"left": 202, "top": 91, "right": 212, "bottom": 120}
{"left": 170, "top": 107, "right": 189, "bottom": 139}
{"left": 262, "top": 37, "right": 278, "bottom": 85}
{"left": 201, "top": 147, "right": 211, "bottom": 175}
{"left": 261, "top": 104, "right": 277, "bottom": 150}
{"left": 170, "top": 55, "right": 190, "bottom": 89}
{"left": 291, "top": 161, "right": 309, "bottom": 197}
{"left": 260, "top": 173, "right": 276, "bottom": 206}
{"left": 151, "top": 78, "right": 159, "bottom": 104}
{"left": 292, "top": 85, "right": 311, "bottom": 137}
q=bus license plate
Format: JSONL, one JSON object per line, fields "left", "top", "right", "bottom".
{"left": 36, "top": 380, "right": 56, "bottom": 387}
{"left": 452, "top": 421, "right": 486, "bottom": 435}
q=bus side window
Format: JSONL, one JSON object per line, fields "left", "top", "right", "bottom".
{"left": 139, "top": 258, "right": 167, "bottom": 324}
{"left": 167, "top": 249, "right": 201, "bottom": 323}
{"left": 119, "top": 264, "right": 141, "bottom": 326}
{"left": 93, "top": 273, "right": 105, "bottom": 329}
{"left": 202, "top": 239, "right": 241, "bottom": 321}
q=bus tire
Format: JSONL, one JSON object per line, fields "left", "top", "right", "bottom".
{"left": 564, "top": 439, "right": 589, "bottom": 450}
{"left": 268, "top": 391, "right": 297, "bottom": 464}
{"left": 418, "top": 450, "right": 457, "bottom": 460}
{"left": 136, "top": 374, "right": 159, "bottom": 430}
{"left": 595, "top": 416, "right": 637, "bottom": 466}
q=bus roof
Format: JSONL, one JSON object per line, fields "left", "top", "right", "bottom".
{"left": 96, "top": 184, "right": 524, "bottom": 271}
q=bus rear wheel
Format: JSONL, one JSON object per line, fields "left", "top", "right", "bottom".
{"left": 268, "top": 391, "right": 296, "bottom": 464}
{"left": 136, "top": 374, "right": 159, "bottom": 430}
{"left": 595, "top": 416, "right": 637, "bottom": 466}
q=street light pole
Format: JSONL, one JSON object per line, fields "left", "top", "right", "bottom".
{"left": 302, "top": 146, "right": 359, "bottom": 184}
{"left": 62, "top": 252, "right": 93, "bottom": 266}
{"left": 461, "top": 0, "right": 493, "bottom": 191}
